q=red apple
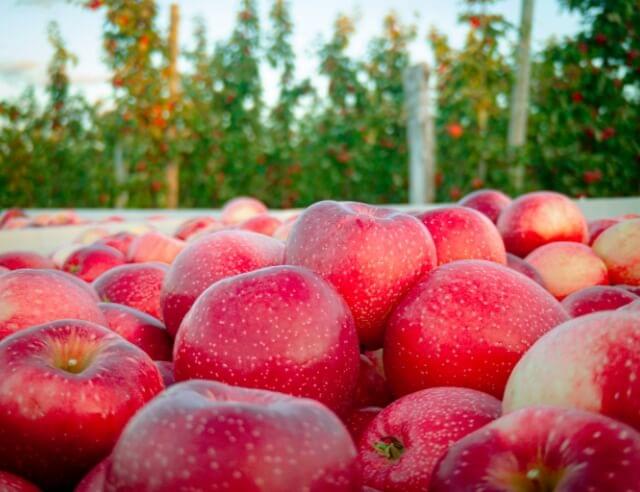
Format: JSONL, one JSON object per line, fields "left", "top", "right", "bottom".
{"left": 160, "top": 230, "right": 284, "bottom": 337}
{"left": 506, "top": 253, "right": 546, "bottom": 287}
{"left": 621, "top": 285, "right": 640, "bottom": 296}
{"left": 497, "top": 191, "right": 588, "bottom": 257}
{"left": 174, "top": 265, "right": 360, "bottom": 413}
{"left": 458, "top": 189, "right": 512, "bottom": 223}
{"left": 127, "top": 231, "right": 185, "bottom": 264}
{"left": 105, "top": 380, "right": 360, "bottom": 491}
{"left": 0, "top": 208, "right": 26, "bottom": 229}
{"left": 504, "top": 311, "right": 640, "bottom": 430}
{"left": 0, "top": 251, "right": 55, "bottom": 270}
{"left": 75, "top": 457, "right": 109, "bottom": 492}
{"left": 353, "top": 354, "right": 392, "bottom": 409}
{"left": 384, "top": 260, "right": 568, "bottom": 398}
{"left": 63, "top": 245, "right": 125, "bottom": 282}
{"left": 593, "top": 218, "right": 640, "bottom": 285}
{"left": 155, "top": 360, "right": 175, "bottom": 387}
{"left": 94, "top": 231, "right": 136, "bottom": 256}
{"left": 431, "top": 406, "right": 640, "bottom": 491}
{"left": 221, "top": 196, "right": 268, "bottom": 225}
{"left": 285, "top": 201, "right": 437, "bottom": 348}
{"left": 50, "top": 243, "right": 84, "bottom": 268}
{"left": 273, "top": 214, "right": 299, "bottom": 241}
{"left": 588, "top": 217, "right": 620, "bottom": 245}
{"left": 525, "top": 242, "right": 609, "bottom": 299}
{"left": 99, "top": 303, "right": 172, "bottom": 361}
{"left": 0, "top": 269, "right": 106, "bottom": 341}
{"left": 343, "top": 406, "right": 382, "bottom": 444}
{"left": 0, "top": 319, "right": 163, "bottom": 489}
{"left": 0, "top": 471, "right": 40, "bottom": 492}
{"left": 239, "top": 213, "right": 282, "bottom": 236}
{"left": 0, "top": 266, "right": 8, "bottom": 275}
{"left": 561, "top": 285, "right": 639, "bottom": 317}
{"left": 359, "top": 387, "right": 501, "bottom": 492}
{"left": 174, "top": 216, "right": 222, "bottom": 241}
{"left": 93, "top": 262, "right": 168, "bottom": 320}
{"left": 416, "top": 206, "right": 507, "bottom": 265}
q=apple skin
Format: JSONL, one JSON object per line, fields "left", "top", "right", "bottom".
{"left": 127, "top": 232, "right": 185, "bottom": 264}
{"left": 505, "top": 253, "right": 546, "bottom": 287}
{"left": 525, "top": 242, "right": 609, "bottom": 300}
{"left": 457, "top": 189, "right": 512, "bottom": 223}
{"left": 593, "top": 218, "right": 640, "bottom": 286}
{"left": 343, "top": 406, "right": 382, "bottom": 444}
{"left": 273, "top": 214, "right": 299, "bottom": 241}
{"left": 93, "top": 262, "right": 168, "bottom": 320}
{"left": 63, "top": 245, "right": 126, "bottom": 282}
{"left": 75, "top": 458, "right": 110, "bottom": 492}
{"left": 174, "top": 216, "right": 222, "bottom": 240}
{"left": 431, "top": 406, "right": 640, "bottom": 491}
{"left": 561, "top": 285, "right": 639, "bottom": 317}
{"left": 588, "top": 217, "right": 620, "bottom": 245}
{"left": 154, "top": 360, "right": 175, "bottom": 387}
{"left": 621, "top": 285, "right": 640, "bottom": 296}
{"left": 384, "top": 260, "right": 569, "bottom": 399}
{"left": 0, "top": 266, "right": 9, "bottom": 275}
{"left": 0, "top": 319, "right": 164, "bottom": 490}
{"left": 0, "top": 471, "right": 41, "bottom": 492}
{"left": 285, "top": 201, "right": 437, "bottom": 349}
{"left": 0, "top": 251, "right": 55, "bottom": 270}
{"left": 359, "top": 387, "right": 501, "bottom": 492}
{"left": 0, "top": 208, "right": 26, "bottom": 229}
{"left": 352, "top": 354, "right": 393, "bottom": 409}
{"left": 221, "top": 196, "right": 268, "bottom": 225}
{"left": 0, "top": 269, "right": 107, "bottom": 341}
{"left": 160, "top": 230, "right": 284, "bottom": 337}
{"left": 104, "top": 380, "right": 361, "bottom": 491}
{"left": 99, "top": 303, "right": 173, "bottom": 361}
{"left": 497, "top": 191, "right": 588, "bottom": 257}
{"left": 93, "top": 232, "right": 136, "bottom": 256}
{"left": 239, "top": 214, "right": 282, "bottom": 236}
{"left": 416, "top": 206, "right": 507, "bottom": 265}
{"left": 503, "top": 311, "right": 640, "bottom": 430}
{"left": 174, "top": 265, "right": 360, "bottom": 414}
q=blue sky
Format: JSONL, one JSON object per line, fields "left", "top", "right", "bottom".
{"left": 0, "top": 0, "right": 582, "bottom": 104}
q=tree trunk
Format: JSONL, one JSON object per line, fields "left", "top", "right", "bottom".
{"left": 165, "top": 3, "right": 180, "bottom": 208}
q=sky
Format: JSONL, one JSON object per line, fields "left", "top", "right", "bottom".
{"left": 0, "top": 0, "right": 583, "bottom": 104}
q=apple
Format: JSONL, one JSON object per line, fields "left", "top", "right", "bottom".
{"left": 161, "top": 230, "right": 284, "bottom": 337}
{"left": 0, "top": 319, "right": 163, "bottom": 489}
{"left": 221, "top": 196, "right": 268, "bottom": 225}
{"left": 127, "top": 232, "right": 185, "bottom": 264}
{"left": 506, "top": 253, "right": 546, "bottom": 287}
{"left": 343, "top": 406, "right": 382, "bottom": 444}
{"left": 497, "top": 191, "right": 588, "bottom": 257}
{"left": 384, "top": 260, "right": 568, "bottom": 398}
{"left": 155, "top": 360, "right": 175, "bottom": 387}
{"left": 63, "top": 245, "right": 126, "bottom": 282}
{"left": 105, "top": 380, "right": 360, "bottom": 491}
{"left": 94, "top": 231, "right": 136, "bottom": 256}
{"left": 588, "top": 217, "right": 620, "bottom": 245}
{"left": 561, "top": 285, "right": 638, "bottom": 317}
{"left": 273, "top": 214, "right": 299, "bottom": 241}
{"left": 0, "top": 471, "right": 40, "bottom": 492}
{"left": 353, "top": 354, "right": 392, "bottom": 409}
{"left": 416, "top": 206, "right": 507, "bottom": 265}
{"left": 50, "top": 243, "right": 84, "bottom": 268}
{"left": 75, "top": 457, "right": 109, "bottom": 492}
{"left": 621, "top": 285, "right": 640, "bottom": 296}
{"left": 99, "top": 303, "right": 172, "bottom": 361}
{"left": 430, "top": 406, "right": 640, "bottom": 491}
{"left": 503, "top": 311, "right": 640, "bottom": 430}
{"left": 524, "top": 242, "right": 609, "bottom": 299}
{"left": 0, "top": 269, "right": 106, "bottom": 341}
{"left": 93, "top": 262, "right": 168, "bottom": 320}
{"left": 593, "top": 218, "right": 640, "bottom": 285}
{"left": 458, "top": 189, "right": 512, "bottom": 223}
{"left": 174, "top": 265, "right": 360, "bottom": 414}
{"left": 359, "top": 387, "right": 500, "bottom": 492}
{"left": 0, "top": 251, "right": 55, "bottom": 270}
{"left": 285, "top": 201, "right": 437, "bottom": 348}
{"left": 174, "top": 216, "right": 222, "bottom": 240}
{"left": 239, "top": 214, "right": 282, "bottom": 236}
{"left": 0, "top": 267, "right": 8, "bottom": 275}
{"left": 75, "top": 227, "right": 109, "bottom": 245}
{"left": 0, "top": 208, "right": 26, "bottom": 229}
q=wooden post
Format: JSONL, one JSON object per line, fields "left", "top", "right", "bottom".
{"left": 404, "top": 63, "right": 435, "bottom": 204}
{"left": 165, "top": 3, "right": 180, "bottom": 208}
{"left": 508, "top": 0, "right": 535, "bottom": 191}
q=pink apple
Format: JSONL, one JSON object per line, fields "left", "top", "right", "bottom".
{"left": 3, "top": 217, "right": 30, "bottom": 229}
{"left": 431, "top": 406, "right": 640, "bottom": 491}
{"left": 221, "top": 196, "right": 268, "bottom": 225}
{"left": 497, "top": 191, "right": 588, "bottom": 257}
{"left": 0, "top": 208, "right": 26, "bottom": 229}
{"left": 343, "top": 406, "right": 382, "bottom": 444}
{"left": 273, "top": 214, "right": 299, "bottom": 241}
{"left": 63, "top": 245, "right": 125, "bottom": 282}
{"left": 621, "top": 285, "right": 640, "bottom": 296}
{"left": 174, "top": 216, "right": 222, "bottom": 241}
{"left": 127, "top": 232, "right": 185, "bottom": 264}
{"left": 416, "top": 206, "right": 507, "bottom": 265}
{"left": 93, "top": 262, "right": 168, "bottom": 320}
{"left": 239, "top": 213, "right": 282, "bottom": 236}
{"left": 0, "top": 319, "right": 163, "bottom": 489}
{"left": 593, "top": 218, "right": 640, "bottom": 285}
{"left": 352, "top": 354, "right": 392, "bottom": 409}
{"left": 155, "top": 360, "right": 175, "bottom": 387}
{"left": 503, "top": 311, "right": 640, "bottom": 430}
{"left": 285, "top": 201, "right": 437, "bottom": 348}
{"left": 588, "top": 217, "right": 620, "bottom": 245}
{"left": 458, "top": 189, "right": 512, "bottom": 223}
{"left": 0, "top": 251, "right": 55, "bottom": 270}
{"left": 105, "top": 380, "right": 360, "bottom": 491}
{"left": 359, "top": 387, "right": 500, "bottom": 492}
{"left": 99, "top": 303, "right": 172, "bottom": 361}
{"left": 0, "top": 266, "right": 8, "bottom": 275}
{"left": 506, "top": 253, "right": 546, "bottom": 287}
{"left": 75, "top": 458, "right": 109, "bottom": 492}
{"left": 75, "top": 227, "right": 109, "bottom": 245}
{"left": 384, "top": 260, "right": 568, "bottom": 398}
{"left": 0, "top": 269, "right": 106, "bottom": 341}
{"left": 94, "top": 231, "right": 136, "bottom": 256}
{"left": 0, "top": 471, "right": 40, "bottom": 492}
{"left": 50, "top": 243, "right": 84, "bottom": 268}
{"left": 174, "top": 265, "right": 360, "bottom": 413}
{"left": 561, "top": 285, "right": 639, "bottom": 317}
{"left": 160, "top": 230, "right": 284, "bottom": 337}
{"left": 525, "top": 241, "right": 609, "bottom": 299}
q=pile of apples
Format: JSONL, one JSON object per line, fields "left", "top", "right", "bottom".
{"left": 0, "top": 191, "right": 639, "bottom": 492}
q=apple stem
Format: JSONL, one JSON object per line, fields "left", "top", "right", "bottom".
{"left": 373, "top": 437, "right": 404, "bottom": 461}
